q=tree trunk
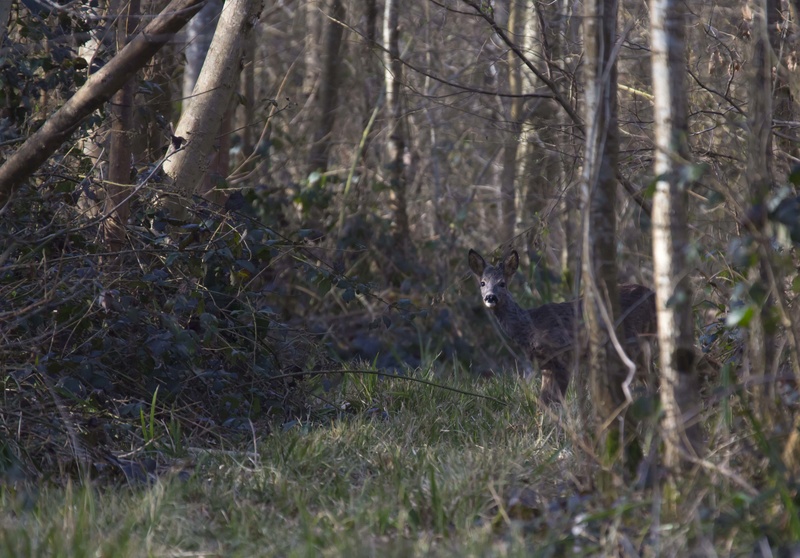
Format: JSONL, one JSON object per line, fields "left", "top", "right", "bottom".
{"left": 768, "top": 0, "right": 795, "bottom": 169}
{"left": 182, "top": 0, "right": 222, "bottom": 103}
{"left": 303, "top": 0, "right": 322, "bottom": 96}
{"left": 365, "top": 0, "right": 377, "bottom": 45}
{"left": 519, "top": 0, "right": 563, "bottom": 271}
{"left": 745, "top": 0, "right": 778, "bottom": 430}
{"left": 384, "top": 0, "right": 410, "bottom": 251}
{"left": 307, "top": 0, "right": 346, "bottom": 173}
{"left": 498, "top": 0, "right": 522, "bottom": 243}
{"left": 0, "top": 0, "right": 207, "bottom": 205}
{"left": 555, "top": 0, "right": 582, "bottom": 288}
{"left": 105, "top": 0, "right": 142, "bottom": 249}
{"left": 581, "top": 0, "right": 626, "bottom": 474}
{"left": 650, "top": 0, "right": 701, "bottom": 470}
{"left": 162, "top": 0, "right": 263, "bottom": 214}
{"left": 240, "top": 30, "right": 256, "bottom": 161}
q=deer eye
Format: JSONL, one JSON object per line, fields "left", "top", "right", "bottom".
{"left": 480, "top": 281, "right": 485, "bottom": 287}
{"left": 499, "top": 281, "right": 505, "bottom": 287}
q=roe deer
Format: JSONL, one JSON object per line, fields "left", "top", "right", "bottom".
{"left": 468, "top": 249, "right": 657, "bottom": 405}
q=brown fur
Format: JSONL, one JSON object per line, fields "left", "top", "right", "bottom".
{"left": 468, "top": 249, "right": 656, "bottom": 404}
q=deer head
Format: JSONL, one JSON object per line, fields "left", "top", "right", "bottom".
{"left": 468, "top": 249, "right": 519, "bottom": 309}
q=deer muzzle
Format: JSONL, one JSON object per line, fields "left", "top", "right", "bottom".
{"left": 484, "top": 294, "right": 497, "bottom": 308}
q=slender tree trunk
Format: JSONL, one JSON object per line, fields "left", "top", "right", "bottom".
{"left": 650, "top": 0, "right": 701, "bottom": 470}
{"left": 555, "top": 0, "right": 582, "bottom": 287}
{"left": 768, "top": 0, "right": 795, "bottom": 167}
{"left": 421, "top": 0, "right": 444, "bottom": 241}
{"left": 581, "top": 0, "right": 625, "bottom": 474}
{"left": 303, "top": 0, "right": 322, "bottom": 96}
{"left": 182, "top": 0, "right": 222, "bottom": 103}
{"left": 105, "top": 0, "right": 142, "bottom": 249}
{"left": 384, "top": 0, "right": 410, "bottom": 250}
{"left": 307, "top": 0, "right": 345, "bottom": 173}
{"left": 745, "top": 0, "right": 778, "bottom": 429}
{"left": 240, "top": 31, "right": 256, "bottom": 160}
{"left": 162, "top": 0, "right": 263, "bottom": 214}
{"left": 519, "top": 1, "right": 563, "bottom": 270}
{"left": 498, "top": 0, "right": 522, "bottom": 243}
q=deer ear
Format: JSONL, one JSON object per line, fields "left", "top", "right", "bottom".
{"left": 468, "top": 249, "right": 486, "bottom": 276}
{"left": 503, "top": 251, "right": 519, "bottom": 276}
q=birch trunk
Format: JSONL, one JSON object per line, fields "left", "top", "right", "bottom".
{"left": 384, "top": 0, "right": 410, "bottom": 250}
{"left": 650, "top": 0, "right": 701, "bottom": 470}
{"left": 498, "top": 0, "right": 522, "bottom": 243}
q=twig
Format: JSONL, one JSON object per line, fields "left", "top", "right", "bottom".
{"left": 268, "top": 368, "right": 507, "bottom": 405}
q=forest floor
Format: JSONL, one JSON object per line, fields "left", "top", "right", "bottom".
{"left": 0, "top": 369, "right": 778, "bottom": 557}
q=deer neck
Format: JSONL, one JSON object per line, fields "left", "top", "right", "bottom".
{"left": 491, "top": 294, "right": 534, "bottom": 347}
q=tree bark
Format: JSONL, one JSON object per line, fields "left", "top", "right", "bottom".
{"left": 767, "top": 0, "right": 795, "bottom": 168}
{"left": 365, "top": 0, "right": 377, "bottom": 46}
{"left": 745, "top": 0, "right": 778, "bottom": 429}
{"left": 650, "top": 0, "right": 701, "bottom": 470}
{"left": 302, "top": 0, "right": 322, "bottom": 96}
{"left": 240, "top": 29, "right": 256, "bottom": 160}
{"left": 105, "top": 0, "right": 142, "bottom": 249}
{"left": 307, "top": 0, "right": 345, "bottom": 173}
{"left": 518, "top": 1, "right": 563, "bottom": 273}
{"left": 162, "top": 0, "right": 263, "bottom": 211}
{"left": 182, "top": 0, "right": 222, "bottom": 102}
{"left": 0, "top": 0, "right": 207, "bottom": 206}
{"left": 383, "top": 0, "right": 409, "bottom": 250}
{"left": 498, "top": 0, "right": 522, "bottom": 243}
{"left": 581, "top": 0, "right": 625, "bottom": 472}
{"left": 553, "top": 0, "right": 582, "bottom": 287}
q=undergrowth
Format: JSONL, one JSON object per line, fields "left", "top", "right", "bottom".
{"left": 1, "top": 372, "right": 797, "bottom": 557}
{"left": 2, "top": 175, "right": 800, "bottom": 557}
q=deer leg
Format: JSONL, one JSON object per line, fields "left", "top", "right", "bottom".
{"left": 539, "top": 372, "right": 561, "bottom": 406}
{"left": 539, "top": 368, "right": 570, "bottom": 406}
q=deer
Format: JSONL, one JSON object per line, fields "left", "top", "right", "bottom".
{"left": 468, "top": 249, "right": 657, "bottom": 405}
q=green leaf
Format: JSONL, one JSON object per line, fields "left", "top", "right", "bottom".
{"left": 641, "top": 178, "right": 657, "bottom": 199}
{"left": 726, "top": 306, "right": 755, "bottom": 328}
{"left": 789, "top": 165, "right": 800, "bottom": 186}
{"left": 792, "top": 275, "right": 800, "bottom": 294}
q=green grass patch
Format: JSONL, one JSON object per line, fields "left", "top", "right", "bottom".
{"left": 0, "top": 372, "right": 792, "bottom": 556}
